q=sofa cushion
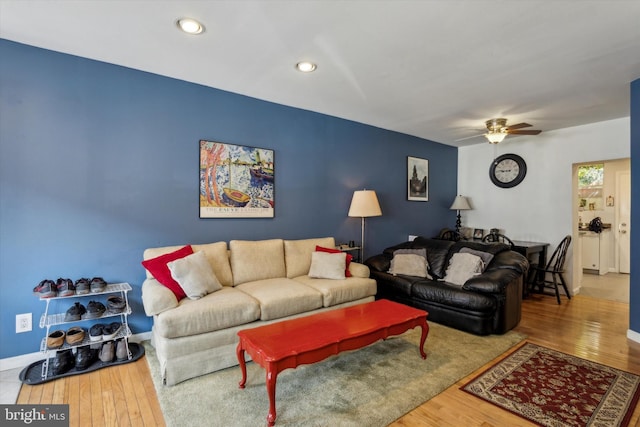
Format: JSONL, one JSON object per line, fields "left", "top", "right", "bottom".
{"left": 293, "top": 275, "right": 377, "bottom": 307}
{"left": 153, "top": 287, "right": 261, "bottom": 339}
{"left": 308, "top": 251, "right": 347, "bottom": 280}
{"left": 235, "top": 278, "right": 323, "bottom": 320}
{"left": 141, "top": 245, "right": 193, "bottom": 300}
{"left": 284, "top": 237, "right": 335, "bottom": 278}
{"left": 142, "top": 278, "right": 179, "bottom": 315}
{"left": 230, "top": 239, "right": 286, "bottom": 286}
{"left": 192, "top": 242, "right": 233, "bottom": 287}
{"left": 168, "top": 250, "right": 223, "bottom": 300}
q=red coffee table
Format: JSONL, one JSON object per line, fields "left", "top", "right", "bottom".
{"left": 236, "top": 299, "right": 429, "bottom": 426}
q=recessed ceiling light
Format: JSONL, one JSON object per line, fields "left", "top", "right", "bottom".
{"left": 295, "top": 61, "right": 317, "bottom": 73}
{"left": 177, "top": 18, "right": 205, "bottom": 35}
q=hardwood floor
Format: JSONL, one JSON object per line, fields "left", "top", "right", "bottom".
{"left": 16, "top": 294, "right": 640, "bottom": 427}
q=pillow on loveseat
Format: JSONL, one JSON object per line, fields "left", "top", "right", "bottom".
{"left": 141, "top": 245, "right": 193, "bottom": 300}
{"left": 308, "top": 251, "right": 347, "bottom": 280}
{"left": 388, "top": 251, "right": 432, "bottom": 278}
{"left": 167, "top": 250, "right": 222, "bottom": 299}
{"left": 443, "top": 252, "right": 484, "bottom": 286}
{"left": 315, "top": 246, "right": 352, "bottom": 277}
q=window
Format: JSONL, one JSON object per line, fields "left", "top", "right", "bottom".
{"left": 578, "top": 164, "right": 604, "bottom": 211}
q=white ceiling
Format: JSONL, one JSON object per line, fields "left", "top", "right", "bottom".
{"left": 2, "top": 1, "right": 640, "bottom": 147}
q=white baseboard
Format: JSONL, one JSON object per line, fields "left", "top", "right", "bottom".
{"left": 0, "top": 331, "right": 152, "bottom": 372}
{"left": 627, "top": 329, "right": 640, "bottom": 344}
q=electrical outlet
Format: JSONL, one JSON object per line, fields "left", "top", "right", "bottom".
{"left": 16, "top": 313, "right": 32, "bottom": 333}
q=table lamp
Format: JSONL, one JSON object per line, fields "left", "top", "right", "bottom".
{"left": 449, "top": 195, "right": 471, "bottom": 234}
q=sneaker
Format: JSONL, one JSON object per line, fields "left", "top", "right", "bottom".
{"left": 64, "top": 302, "right": 87, "bottom": 322}
{"left": 47, "top": 330, "right": 65, "bottom": 349}
{"left": 90, "top": 277, "right": 107, "bottom": 293}
{"left": 65, "top": 326, "right": 85, "bottom": 345}
{"left": 33, "top": 279, "right": 57, "bottom": 298}
{"left": 107, "top": 295, "right": 126, "bottom": 313}
{"left": 89, "top": 324, "right": 105, "bottom": 342}
{"left": 116, "top": 339, "right": 129, "bottom": 361}
{"left": 99, "top": 341, "right": 114, "bottom": 363}
{"left": 82, "top": 301, "right": 106, "bottom": 319}
{"left": 75, "top": 278, "right": 90, "bottom": 295}
{"left": 52, "top": 349, "right": 75, "bottom": 375}
{"left": 75, "top": 345, "right": 98, "bottom": 371}
{"left": 56, "top": 278, "right": 75, "bottom": 297}
{"left": 103, "top": 322, "right": 122, "bottom": 340}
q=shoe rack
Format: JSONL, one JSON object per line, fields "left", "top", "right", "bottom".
{"left": 38, "top": 282, "right": 132, "bottom": 380}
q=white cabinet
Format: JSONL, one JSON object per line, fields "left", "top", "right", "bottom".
{"left": 581, "top": 231, "right": 609, "bottom": 275}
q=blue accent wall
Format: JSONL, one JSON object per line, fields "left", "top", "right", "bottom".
{"left": 0, "top": 39, "right": 457, "bottom": 359}
{"left": 630, "top": 77, "right": 639, "bottom": 334}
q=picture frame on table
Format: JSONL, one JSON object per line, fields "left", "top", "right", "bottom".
{"left": 473, "top": 228, "right": 484, "bottom": 239}
{"left": 199, "top": 140, "right": 274, "bottom": 218}
{"left": 407, "top": 156, "right": 428, "bottom": 201}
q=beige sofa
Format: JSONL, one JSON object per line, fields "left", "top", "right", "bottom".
{"left": 141, "top": 237, "right": 377, "bottom": 386}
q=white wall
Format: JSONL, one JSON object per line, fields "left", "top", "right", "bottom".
{"left": 458, "top": 117, "right": 630, "bottom": 292}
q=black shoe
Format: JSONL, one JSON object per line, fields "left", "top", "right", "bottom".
{"left": 64, "top": 302, "right": 86, "bottom": 322}
{"left": 52, "top": 349, "right": 74, "bottom": 375}
{"left": 75, "top": 346, "right": 98, "bottom": 370}
{"left": 82, "top": 301, "right": 106, "bottom": 319}
{"left": 90, "top": 277, "right": 107, "bottom": 293}
{"left": 107, "top": 295, "right": 126, "bottom": 313}
{"left": 89, "top": 324, "right": 105, "bottom": 342}
{"left": 103, "top": 322, "right": 122, "bottom": 340}
{"left": 75, "top": 278, "right": 90, "bottom": 295}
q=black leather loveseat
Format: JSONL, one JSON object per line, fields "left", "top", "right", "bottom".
{"left": 365, "top": 237, "right": 528, "bottom": 335}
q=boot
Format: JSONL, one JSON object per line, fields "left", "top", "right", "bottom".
{"left": 51, "top": 349, "right": 74, "bottom": 375}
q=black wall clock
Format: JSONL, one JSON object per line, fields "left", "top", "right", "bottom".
{"left": 489, "top": 153, "right": 527, "bottom": 188}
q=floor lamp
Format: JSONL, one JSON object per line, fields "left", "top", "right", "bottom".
{"left": 449, "top": 195, "right": 471, "bottom": 234}
{"left": 348, "top": 190, "right": 382, "bottom": 261}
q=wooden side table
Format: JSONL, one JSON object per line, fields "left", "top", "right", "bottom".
{"left": 336, "top": 244, "right": 361, "bottom": 263}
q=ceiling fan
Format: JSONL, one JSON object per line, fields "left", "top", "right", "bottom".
{"left": 483, "top": 118, "right": 541, "bottom": 144}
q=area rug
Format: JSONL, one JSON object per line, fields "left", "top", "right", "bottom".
{"left": 144, "top": 323, "right": 525, "bottom": 427}
{"left": 461, "top": 342, "right": 640, "bottom": 427}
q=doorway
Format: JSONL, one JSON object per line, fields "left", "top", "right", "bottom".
{"left": 572, "top": 158, "right": 630, "bottom": 302}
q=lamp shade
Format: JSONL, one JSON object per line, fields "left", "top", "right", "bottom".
{"left": 348, "top": 190, "right": 382, "bottom": 217}
{"left": 484, "top": 132, "right": 507, "bottom": 144}
{"left": 449, "top": 195, "right": 471, "bottom": 210}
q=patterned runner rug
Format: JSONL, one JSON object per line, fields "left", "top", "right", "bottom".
{"left": 461, "top": 342, "right": 640, "bottom": 427}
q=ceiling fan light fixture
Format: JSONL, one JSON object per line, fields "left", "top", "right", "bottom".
{"left": 485, "top": 132, "right": 507, "bottom": 144}
{"left": 177, "top": 18, "right": 205, "bottom": 35}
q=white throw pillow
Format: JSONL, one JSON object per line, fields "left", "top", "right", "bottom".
{"left": 443, "top": 252, "right": 484, "bottom": 286}
{"left": 168, "top": 250, "right": 223, "bottom": 299}
{"left": 308, "top": 251, "right": 347, "bottom": 280}
{"left": 389, "top": 253, "right": 431, "bottom": 278}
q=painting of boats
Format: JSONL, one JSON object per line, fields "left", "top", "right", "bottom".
{"left": 200, "top": 140, "right": 274, "bottom": 218}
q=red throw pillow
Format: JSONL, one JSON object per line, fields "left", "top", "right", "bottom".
{"left": 141, "top": 245, "right": 193, "bottom": 300}
{"left": 315, "top": 246, "right": 352, "bottom": 277}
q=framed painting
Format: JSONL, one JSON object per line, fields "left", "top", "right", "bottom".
{"left": 199, "top": 140, "right": 274, "bottom": 218}
{"left": 407, "top": 156, "right": 428, "bottom": 201}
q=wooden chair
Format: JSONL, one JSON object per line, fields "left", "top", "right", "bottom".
{"left": 481, "top": 232, "right": 514, "bottom": 248}
{"left": 436, "top": 228, "right": 461, "bottom": 241}
{"left": 529, "top": 235, "right": 572, "bottom": 304}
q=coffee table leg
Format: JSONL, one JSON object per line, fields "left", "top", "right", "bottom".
{"left": 419, "top": 322, "right": 429, "bottom": 359}
{"left": 237, "top": 343, "right": 247, "bottom": 389}
{"left": 266, "top": 367, "right": 277, "bottom": 426}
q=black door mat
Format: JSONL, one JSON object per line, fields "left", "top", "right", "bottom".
{"left": 19, "top": 342, "right": 145, "bottom": 385}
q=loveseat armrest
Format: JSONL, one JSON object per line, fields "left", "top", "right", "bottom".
{"left": 142, "top": 278, "right": 178, "bottom": 316}
{"left": 462, "top": 268, "right": 522, "bottom": 294}
{"left": 365, "top": 254, "right": 391, "bottom": 273}
{"left": 348, "top": 261, "right": 371, "bottom": 278}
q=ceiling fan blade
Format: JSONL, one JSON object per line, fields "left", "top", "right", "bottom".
{"left": 505, "top": 122, "right": 532, "bottom": 131}
{"left": 454, "top": 133, "right": 484, "bottom": 142}
{"left": 507, "top": 129, "right": 541, "bottom": 135}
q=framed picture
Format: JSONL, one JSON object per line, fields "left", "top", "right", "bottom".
{"left": 199, "top": 140, "right": 274, "bottom": 218}
{"left": 407, "top": 156, "right": 428, "bottom": 201}
{"left": 473, "top": 228, "right": 484, "bottom": 239}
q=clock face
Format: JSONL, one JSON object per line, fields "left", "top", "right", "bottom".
{"left": 489, "top": 154, "right": 527, "bottom": 188}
